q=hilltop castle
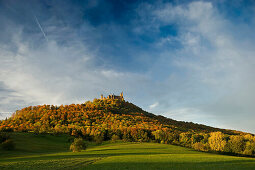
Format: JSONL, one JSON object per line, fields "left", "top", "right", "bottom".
{"left": 100, "top": 92, "right": 124, "bottom": 100}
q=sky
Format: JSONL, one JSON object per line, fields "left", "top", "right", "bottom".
{"left": 0, "top": 0, "right": 255, "bottom": 133}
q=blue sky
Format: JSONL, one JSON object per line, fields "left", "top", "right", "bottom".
{"left": 0, "top": 0, "right": 255, "bottom": 133}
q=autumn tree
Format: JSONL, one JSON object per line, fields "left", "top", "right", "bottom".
{"left": 227, "top": 135, "right": 245, "bottom": 154}
{"left": 208, "top": 132, "right": 226, "bottom": 152}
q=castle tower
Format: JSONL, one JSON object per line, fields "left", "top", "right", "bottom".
{"left": 101, "top": 94, "right": 103, "bottom": 100}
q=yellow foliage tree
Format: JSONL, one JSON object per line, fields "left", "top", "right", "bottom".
{"left": 208, "top": 132, "right": 226, "bottom": 152}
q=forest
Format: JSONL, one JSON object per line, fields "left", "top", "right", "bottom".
{"left": 1, "top": 98, "right": 255, "bottom": 156}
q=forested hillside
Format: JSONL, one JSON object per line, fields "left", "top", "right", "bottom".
{"left": 1, "top": 98, "right": 255, "bottom": 156}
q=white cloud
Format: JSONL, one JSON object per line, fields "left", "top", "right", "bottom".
{"left": 149, "top": 102, "right": 159, "bottom": 109}
{"left": 0, "top": 22, "right": 150, "bottom": 118}
{"left": 137, "top": 1, "right": 255, "bottom": 133}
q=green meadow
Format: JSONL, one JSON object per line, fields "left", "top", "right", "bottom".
{"left": 1, "top": 133, "right": 255, "bottom": 170}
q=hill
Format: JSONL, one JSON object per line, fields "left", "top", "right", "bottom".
{"left": 1, "top": 133, "right": 255, "bottom": 169}
{"left": 0, "top": 98, "right": 244, "bottom": 134}
{"left": 0, "top": 98, "right": 255, "bottom": 156}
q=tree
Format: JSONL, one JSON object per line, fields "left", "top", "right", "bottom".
{"left": 243, "top": 141, "right": 255, "bottom": 156}
{"left": 179, "top": 132, "right": 192, "bottom": 147}
{"left": 152, "top": 130, "right": 164, "bottom": 143}
{"left": 191, "top": 134, "right": 203, "bottom": 144}
{"left": 228, "top": 135, "right": 245, "bottom": 154}
{"left": 208, "top": 132, "right": 226, "bottom": 152}
{"left": 70, "top": 138, "right": 87, "bottom": 152}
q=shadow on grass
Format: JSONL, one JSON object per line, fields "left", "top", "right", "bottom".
{"left": 85, "top": 160, "right": 255, "bottom": 170}
{"left": 1, "top": 144, "right": 200, "bottom": 162}
{"left": 90, "top": 148, "right": 120, "bottom": 151}
{"left": 90, "top": 147, "right": 171, "bottom": 151}
{"left": 1, "top": 152, "right": 175, "bottom": 162}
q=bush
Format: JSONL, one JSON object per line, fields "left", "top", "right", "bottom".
{"left": 94, "top": 135, "right": 104, "bottom": 145}
{"left": 193, "top": 142, "right": 208, "bottom": 151}
{"left": 1, "top": 139, "right": 15, "bottom": 150}
{"left": 111, "top": 134, "right": 120, "bottom": 142}
{"left": 70, "top": 138, "right": 87, "bottom": 152}
{"left": 0, "top": 128, "right": 14, "bottom": 132}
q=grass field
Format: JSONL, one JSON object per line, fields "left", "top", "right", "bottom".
{"left": 1, "top": 133, "right": 255, "bottom": 169}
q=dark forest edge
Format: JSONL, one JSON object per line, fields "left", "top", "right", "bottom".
{"left": 0, "top": 98, "right": 255, "bottom": 156}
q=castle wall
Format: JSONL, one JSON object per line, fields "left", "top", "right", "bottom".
{"left": 102, "top": 93, "right": 124, "bottom": 100}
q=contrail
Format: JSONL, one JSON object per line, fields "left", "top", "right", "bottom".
{"left": 34, "top": 15, "right": 48, "bottom": 41}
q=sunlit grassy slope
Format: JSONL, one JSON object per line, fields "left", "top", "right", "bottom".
{"left": 1, "top": 133, "right": 255, "bottom": 170}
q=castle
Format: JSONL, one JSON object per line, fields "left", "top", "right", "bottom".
{"left": 100, "top": 92, "right": 124, "bottom": 100}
